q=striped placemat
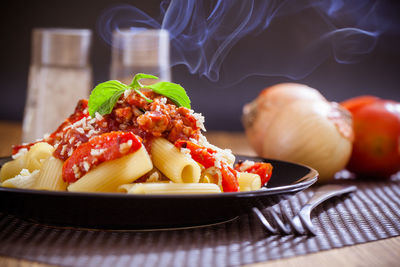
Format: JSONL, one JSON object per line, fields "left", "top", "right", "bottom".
{"left": 0, "top": 179, "right": 399, "bottom": 267}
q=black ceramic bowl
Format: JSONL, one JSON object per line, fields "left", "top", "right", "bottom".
{"left": 0, "top": 155, "right": 317, "bottom": 230}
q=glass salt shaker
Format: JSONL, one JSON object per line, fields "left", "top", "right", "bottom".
{"left": 110, "top": 28, "right": 171, "bottom": 85}
{"left": 22, "top": 28, "right": 92, "bottom": 143}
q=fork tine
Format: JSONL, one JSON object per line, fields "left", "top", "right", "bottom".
{"left": 298, "top": 210, "right": 318, "bottom": 236}
{"left": 269, "top": 209, "right": 291, "bottom": 234}
{"left": 252, "top": 207, "right": 278, "bottom": 234}
{"left": 281, "top": 209, "right": 306, "bottom": 235}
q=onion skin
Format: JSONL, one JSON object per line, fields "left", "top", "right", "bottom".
{"left": 242, "top": 83, "right": 326, "bottom": 155}
{"left": 243, "top": 83, "right": 353, "bottom": 183}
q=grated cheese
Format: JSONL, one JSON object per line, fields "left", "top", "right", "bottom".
{"left": 119, "top": 140, "right": 132, "bottom": 154}
{"left": 180, "top": 147, "right": 192, "bottom": 159}
{"left": 82, "top": 161, "right": 90, "bottom": 172}
{"left": 60, "top": 145, "right": 67, "bottom": 155}
{"left": 95, "top": 112, "right": 104, "bottom": 121}
{"left": 159, "top": 97, "right": 167, "bottom": 104}
{"left": 189, "top": 110, "right": 206, "bottom": 131}
{"left": 72, "top": 164, "right": 81, "bottom": 178}
{"left": 12, "top": 148, "right": 28, "bottom": 160}
{"left": 237, "top": 160, "right": 255, "bottom": 172}
{"left": 90, "top": 148, "right": 106, "bottom": 156}
{"left": 123, "top": 89, "right": 132, "bottom": 99}
{"left": 147, "top": 171, "right": 160, "bottom": 182}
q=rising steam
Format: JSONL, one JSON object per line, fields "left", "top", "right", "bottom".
{"left": 97, "top": 0, "right": 398, "bottom": 84}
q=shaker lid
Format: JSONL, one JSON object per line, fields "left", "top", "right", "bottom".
{"left": 32, "top": 28, "right": 92, "bottom": 67}
{"left": 111, "top": 28, "right": 170, "bottom": 67}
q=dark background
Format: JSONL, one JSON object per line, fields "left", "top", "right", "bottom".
{"left": 1, "top": 0, "right": 399, "bottom": 131}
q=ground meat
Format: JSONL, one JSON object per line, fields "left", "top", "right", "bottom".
{"left": 137, "top": 111, "right": 170, "bottom": 136}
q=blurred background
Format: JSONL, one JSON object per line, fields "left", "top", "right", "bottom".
{"left": 1, "top": 0, "right": 399, "bottom": 131}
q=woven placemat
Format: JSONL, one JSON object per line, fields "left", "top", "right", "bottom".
{"left": 0, "top": 180, "right": 399, "bottom": 267}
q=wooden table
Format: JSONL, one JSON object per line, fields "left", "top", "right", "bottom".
{"left": 0, "top": 121, "right": 399, "bottom": 267}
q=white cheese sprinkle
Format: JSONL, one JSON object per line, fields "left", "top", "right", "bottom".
{"left": 119, "top": 141, "right": 133, "bottom": 154}
{"left": 189, "top": 110, "right": 206, "bottom": 131}
{"left": 82, "top": 161, "right": 90, "bottom": 172}
{"left": 147, "top": 171, "right": 160, "bottom": 182}
{"left": 95, "top": 112, "right": 104, "bottom": 121}
{"left": 12, "top": 148, "right": 28, "bottom": 160}
{"left": 76, "top": 127, "right": 85, "bottom": 134}
{"left": 123, "top": 89, "right": 132, "bottom": 99}
{"left": 60, "top": 145, "right": 67, "bottom": 155}
{"left": 90, "top": 148, "right": 106, "bottom": 156}
{"left": 68, "top": 136, "right": 76, "bottom": 144}
{"left": 72, "top": 164, "right": 81, "bottom": 178}
{"left": 237, "top": 160, "right": 255, "bottom": 172}
{"left": 180, "top": 147, "right": 192, "bottom": 159}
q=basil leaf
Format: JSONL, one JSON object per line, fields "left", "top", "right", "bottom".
{"left": 130, "top": 73, "right": 159, "bottom": 88}
{"left": 147, "top": 82, "right": 191, "bottom": 109}
{"left": 88, "top": 80, "right": 128, "bottom": 117}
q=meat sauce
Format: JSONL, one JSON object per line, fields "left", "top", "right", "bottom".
{"left": 14, "top": 90, "right": 202, "bottom": 182}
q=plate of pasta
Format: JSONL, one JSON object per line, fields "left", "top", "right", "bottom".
{"left": 0, "top": 74, "right": 318, "bottom": 229}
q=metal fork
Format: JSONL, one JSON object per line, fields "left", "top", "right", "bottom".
{"left": 253, "top": 184, "right": 357, "bottom": 235}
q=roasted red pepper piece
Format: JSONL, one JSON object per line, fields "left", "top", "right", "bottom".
{"left": 175, "top": 140, "right": 239, "bottom": 192}
{"left": 63, "top": 131, "right": 142, "bottom": 183}
{"left": 235, "top": 162, "right": 273, "bottom": 185}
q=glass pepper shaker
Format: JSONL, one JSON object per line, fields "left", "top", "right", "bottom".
{"left": 22, "top": 28, "right": 92, "bottom": 143}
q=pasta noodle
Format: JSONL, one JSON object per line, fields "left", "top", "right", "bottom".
{"left": 117, "top": 184, "right": 135, "bottom": 193}
{"left": 237, "top": 172, "right": 261, "bottom": 192}
{"left": 25, "top": 142, "right": 54, "bottom": 171}
{"left": 1, "top": 169, "right": 39, "bottom": 189}
{"left": 0, "top": 142, "right": 53, "bottom": 182}
{"left": 35, "top": 156, "right": 67, "bottom": 191}
{"left": 0, "top": 154, "right": 27, "bottom": 182}
{"left": 151, "top": 137, "right": 201, "bottom": 183}
{"left": 68, "top": 145, "right": 153, "bottom": 193}
{"left": 126, "top": 183, "right": 221, "bottom": 194}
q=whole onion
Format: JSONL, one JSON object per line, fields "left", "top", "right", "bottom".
{"left": 242, "top": 83, "right": 353, "bottom": 182}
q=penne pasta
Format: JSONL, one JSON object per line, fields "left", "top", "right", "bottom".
{"left": 151, "top": 137, "right": 201, "bottom": 183}
{"left": 199, "top": 167, "right": 221, "bottom": 187}
{"left": 117, "top": 183, "right": 135, "bottom": 193}
{"left": 25, "top": 142, "right": 54, "bottom": 171}
{"left": 68, "top": 145, "right": 153, "bottom": 193}
{"left": 0, "top": 142, "right": 54, "bottom": 182}
{"left": 35, "top": 156, "right": 67, "bottom": 191}
{"left": 237, "top": 172, "right": 261, "bottom": 192}
{"left": 127, "top": 183, "right": 221, "bottom": 194}
{"left": 117, "top": 180, "right": 170, "bottom": 193}
{"left": 1, "top": 169, "right": 39, "bottom": 189}
{"left": 0, "top": 154, "right": 27, "bottom": 182}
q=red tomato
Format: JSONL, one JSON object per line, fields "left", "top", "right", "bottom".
{"left": 341, "top": 96, "right": 400, "bottom": 178}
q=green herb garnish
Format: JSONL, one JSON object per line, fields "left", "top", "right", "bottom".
{"left": 88, "top": 73, "right": 191, "bottom": 117}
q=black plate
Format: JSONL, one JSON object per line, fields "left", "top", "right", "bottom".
{"left": 0, "top": 155, "right": 317, "bottom": 230}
